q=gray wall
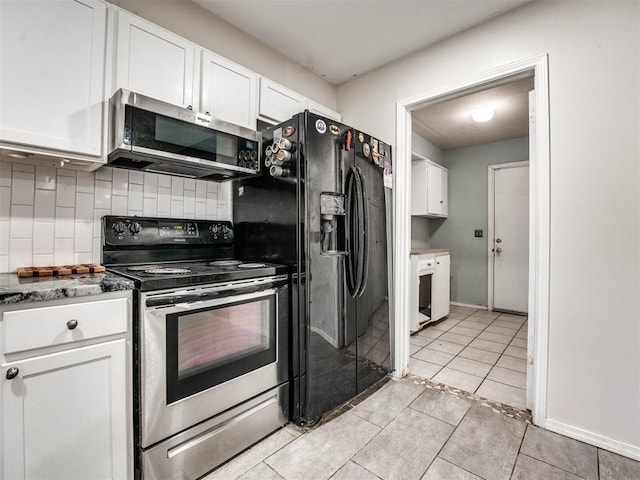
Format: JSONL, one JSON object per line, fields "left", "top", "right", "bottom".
{"left": 429, "top": 137, "right": 529, "bottom": 306}
{"left": 411, "top": 133, "right": 442, "bottom": 249}
{"left": 412, "top": 132, "right": 443, "bottom": 165}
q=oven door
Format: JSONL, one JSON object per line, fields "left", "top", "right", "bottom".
{"left": 140, "top": 275, "right": 288, "bottom": 448}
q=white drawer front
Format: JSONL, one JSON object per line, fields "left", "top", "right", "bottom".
{"left": 3, "top": 298, "right": 128, "bottom": 354}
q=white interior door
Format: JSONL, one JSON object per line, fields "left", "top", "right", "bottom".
{"left": 492, "top": 164, "right": 529, "bottom": 313}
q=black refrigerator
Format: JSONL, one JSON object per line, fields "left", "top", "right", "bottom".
{"left": 233, "top": 111, "right": 392, "bottom": 425}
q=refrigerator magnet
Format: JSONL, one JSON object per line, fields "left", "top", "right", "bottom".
{"left": 329, "top": 124, "right": 340, "bottom": 135}
{"left": 315, "top": 119, "right": 327, "bottom": 134}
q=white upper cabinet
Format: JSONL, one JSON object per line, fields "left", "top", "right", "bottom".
{"left": 258, "top": 78, "right": 306, "bottom": 124}
{"left": 0, "top": 0, "right": 106, "bottom": 159}
{"left": 114, "top": 10, "right": 195, "bottom": 108}
{"left": 307, "top": 99, "right": 342, "bottom": 122}
{"left": 200, "top": 51, "right": 257, "bottom": 130}
{"left": 411, "top": 153, "right": 448, "bottom": 218}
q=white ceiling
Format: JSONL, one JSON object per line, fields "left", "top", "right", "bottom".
{"left": 194, "top": 0, "right": 533, "bottom": 85}
{"left": 413, "top": 76, "right": 534, "bottom": 150}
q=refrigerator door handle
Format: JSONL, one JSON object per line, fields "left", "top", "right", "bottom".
{"left": 355, "top": 166, "right": 369, "bottom": 297}
{"left": 345, "top": 167, "right": 358, "bottom": 296}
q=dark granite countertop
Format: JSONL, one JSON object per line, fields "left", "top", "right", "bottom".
{"left": 0, "top": 272, "right": 134, "bottom": 305}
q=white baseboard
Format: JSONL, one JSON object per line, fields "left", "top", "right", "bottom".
{"left": 545, "top": 418, "right": 640, "bottom": 462}
{"left": 450, "top": 301, "right": 488, "bottom": 311}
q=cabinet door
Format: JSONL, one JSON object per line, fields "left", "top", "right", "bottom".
{"left": 2, "top": 340, "right": 129, "bottom": 479}
{"left": 427, "top": 164, "right": 444, "bottom": 216}
{"left": 201, "top": 51, "right": 257, "bottom": 130}
{"left": 115, "top": 10, "right": 194, "bottom": 108}
{"left": 0, "top": 0, "right": 106, "bottom": 156}
{"left": 307, "top": 99, "right": 341, "bottom": 122}
{"left": 432, "top": 254, "right": 450, "bottom": 321}
{"left": 258, "top": 78, "right": 306, "bottom": 124}
{"left": 441, "top": 168, "right": 449, "bottom": 216}
{"left": 411, "top": 161, "right": 429, "bottom": 216}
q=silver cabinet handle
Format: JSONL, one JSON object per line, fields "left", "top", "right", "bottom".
{"left": 66, "top": 319, "right": 78, "bottom": 330}
{"left": 6, "top": 367, "right": 19, "bottom": 380}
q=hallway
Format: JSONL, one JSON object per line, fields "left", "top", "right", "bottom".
{"left": 410, "top": 306, "right": 528, "bottom": 409}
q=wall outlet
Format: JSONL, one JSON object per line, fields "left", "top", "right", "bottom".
{"left": 474, "top": 229, "right": 483, "bottom": 238}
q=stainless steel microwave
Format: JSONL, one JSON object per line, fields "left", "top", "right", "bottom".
{"left": 107, "top": 89, "right": 261, "bottom": 181}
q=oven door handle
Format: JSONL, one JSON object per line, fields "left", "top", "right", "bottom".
{"left": 146, "top": 277, "right": 288, "bottom": 308}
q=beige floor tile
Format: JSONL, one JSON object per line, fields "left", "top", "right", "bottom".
{"left": 510, "top": 337, "right": 527, "bottom": 348}
{"left": 515, "top": 330, "right": 528, "bottom": 340}
{"left": 410, "top": 344, "right": 422, "bottom": 355}
{"left": 492, "top": 319, "right": 525, "bottom": 330}
{"left": 504, "top": 345, "right": 527, "bottom": 359}
{"left": 450, "top": 306, "right": 478, "bottom": 315}
{"left": 498, "top": 313, "right": 527, "bottom": 322}
{"left": 458, "top": 346, "right": 501, "bottom": 365}
{"left": 432, "top": 367, "right": 484, "bottom": 393}
{"left": 485, "top": 325, "right": 519, "bottom": 336}
{"left": 454, "top": 320, "right": 486, "bottom": 332}
{"left": 447, "top": 356, "right": 493, "bottom": 377}
{"left": 409, "top": 358, "right": 443, "bottom": 379}
{"left": 487, "top": 366, "right": 527, "bottom": 389}
{"left": 437, "top": 332, "right": 474, "bottom": 346}
{"left": 448, "top": 325, "right": 482, "bottom": 337}
{"left": 469, "top": 338, "right": 507, "bottom": 354}
{"left": 475, "top": 379, "right": 526, "bottom": 409}
{"left": 496, "top": 354, "right": 527, "bottom": 373}
{"left": 464, "top": 316, "right": 494, "bottom": 325}
{"left": 477, "top": 331, "right": 513, "bottom": 345}
{"left": 446, "top": 312, "right": 469, "bottom": 320}
{"left": 417, "top": 328, "right": 444, "bottom": 340}
{"left": 471, "top": 310, "right": 500, "bottom": 319}
{"left": 428, "top": 339, "right": 465, "bottom": 355}
{"left": 410, "top": 335, "right": 432, "bottom": 347}
{"left": 413, "top": 347, "right": 455, "bottom": 366}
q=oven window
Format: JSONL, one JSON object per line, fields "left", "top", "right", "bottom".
{"left": 166, "top": 294, "right": 276, "bottom": 404}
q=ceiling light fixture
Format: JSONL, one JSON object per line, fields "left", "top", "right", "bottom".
{"left": 471, "top": 106, "right": 495, "bottom": 123}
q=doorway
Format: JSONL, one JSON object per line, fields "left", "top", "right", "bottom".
{"left": 393, "top": 55, "right": 550, "bottom": 426}
{"left": 488, "top": 161, "right": 530, "bottom": 314}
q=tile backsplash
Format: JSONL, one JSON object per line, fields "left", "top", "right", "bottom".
{"left": 0, "top": 160, "right": 231, "bottom": 273}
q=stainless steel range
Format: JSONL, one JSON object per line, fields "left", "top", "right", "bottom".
{"left": 102, "top": 216, "right": 290, "bottom": 480}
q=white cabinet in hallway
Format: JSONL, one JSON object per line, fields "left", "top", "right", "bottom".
{"left": 0, "top": 0, "right": 106, "bottom": 162}
{"left": 432, "top": 253, "right": 451, "bottom": 321}
{"left": 115, "top": 10, "right": 195, "bottom": 108}
{"left": 410, "top": 251, "right": 450, "bottom": 333}
{"left": 0, "top": 293, "right": 132, "bottom": 479}
{"left": 411, "top": 153, "right": 448, "bottom": 217}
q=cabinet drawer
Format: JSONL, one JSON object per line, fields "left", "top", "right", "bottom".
{"left": 3, "top": 298, "right": 128, "bottom": 354}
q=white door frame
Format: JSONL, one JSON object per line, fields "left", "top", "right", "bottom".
{"left": 487, "top": 160, "right": 530, "bottom": 312}
{"left": 393, "top": 54, "right": 550, "bottom": 427}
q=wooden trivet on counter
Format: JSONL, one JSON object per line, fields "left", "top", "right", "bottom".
{"left": 17, "top": 264, "right": 106, "bottom": 278}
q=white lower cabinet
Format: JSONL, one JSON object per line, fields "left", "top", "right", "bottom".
{"left": 0, "top": 293, "right": 132, "bottom": 479}
{"left": 432, "top": 253, "right": 451, "bottom": 321}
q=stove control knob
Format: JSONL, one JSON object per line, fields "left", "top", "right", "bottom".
{"left": 209, "top": 224, "right": 219, "bottom": 235}
{"left": 129, "top": 222, "right": 142, "bottom": 235}
{"left": 222, "top": 225, "right": 230, "bottom": 234}
{"left": 112, "top": 221, "right": 126, "bottom": 236}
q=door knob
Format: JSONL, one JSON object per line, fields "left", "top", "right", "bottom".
{"left": 495, "top": 247, "right": 503, "bottom": 255}
{"left": 496, "top": 238, "right": 502, "bottom": 243}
